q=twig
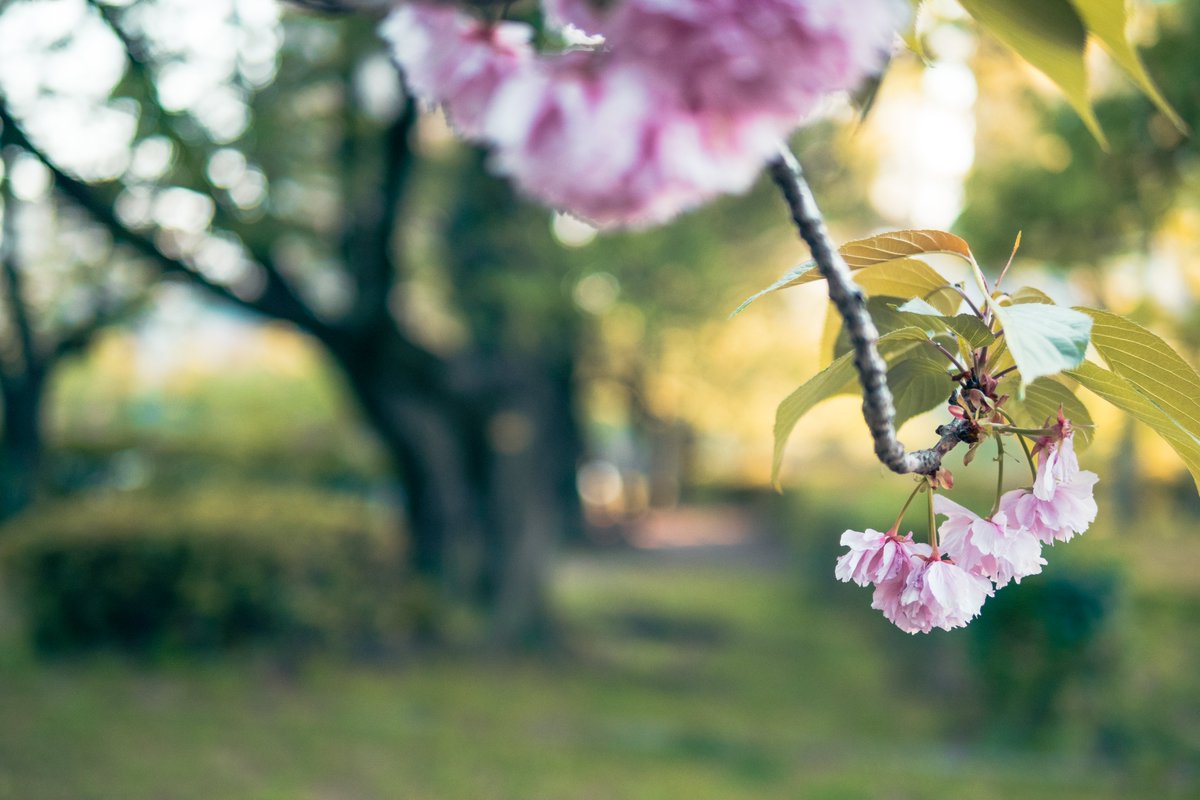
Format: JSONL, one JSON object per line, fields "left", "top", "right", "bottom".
{"left": 767, "top": 146, "right": 975, "bottom": 475}
{"left": 992, "top": 365, "right": 1018, "bottom": 380}
{"left": 926, "top": 339, "right": 967, "bottom": 374}
{"left": 943, "top": 283, "right": 985, "bottom": 320}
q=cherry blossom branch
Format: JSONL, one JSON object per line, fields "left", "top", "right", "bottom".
{"left": 767, "top": 146, "right": 976, "bottom": 476}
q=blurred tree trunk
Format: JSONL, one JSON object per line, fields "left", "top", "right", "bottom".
{"left": 0, "top": 138, "right": 43, "bottom": 522}
{"left": 0, "top": 373, "right": 44, "bottom": 521}
{"left": 331, "top": 328, "right": 582, "bottom": 646}
{"left": 479, "top": 357, "right": 580, "bottom": 645}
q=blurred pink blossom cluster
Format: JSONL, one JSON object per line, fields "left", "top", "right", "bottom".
{"left": 835, "top": 423, "right": 1098, "bottom": 634}
{"left": 382, "top": 0, "right": 904, "bottom": 227}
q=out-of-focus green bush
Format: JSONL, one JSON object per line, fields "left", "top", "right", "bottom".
{"left": 967, "top": 562, "right": 1122, "bottom": 746}
{"left": 0, "top": 486, "right": 423, "bottom": 659}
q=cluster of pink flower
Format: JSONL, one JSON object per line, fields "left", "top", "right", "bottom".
{"left": 382, "top": 0, "right": 904, "bottom": 227}
{"left": 835, "top": 421, "right": 1099, "bottom": 634}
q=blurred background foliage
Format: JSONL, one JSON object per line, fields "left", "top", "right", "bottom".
{"left": 0, "top": 0, "right": 1198, "bottom": 796}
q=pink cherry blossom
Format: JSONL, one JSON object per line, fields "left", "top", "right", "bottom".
{"left": 834, "top": 528, "right": 931, "bottom": 587}
{"left": 933, "top": 494, "right": 1045, "bottom": 586}
{"left": 483, "top": 55, "right": 693, "bottom": 227}
{"left": 483, "top": 52, "right": 798, "bottom": 226}
{"left": 873, "top": 557, "right": 992, "bottom": 634}
{"left": 558, "top": 0, "right": 904, "bottom": 125}
{"left": 999, "top": 435, "right": 1099, "bottom": 543}
{"left": 384, "top": 0, "right": 906, "bottom": 226}
{"left": 1034, "top": 431, "right": 1083, "bottom": 500}
{"left": 381, "top": 3, "right": 533, "bottom": 137}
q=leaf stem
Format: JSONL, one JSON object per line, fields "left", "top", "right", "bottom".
{"left": 995, "top": 231, "right": 1022, "bottom": 290}
{"left": 992, "top": 365, "right": 1018, "bottom": 380}
{"left": 927, "top": 485, "right": 939, "bottom": 554}
{"left": 966, "top": 255, "right": 1001, "bottom": 330}
{"left": 889, "top": 481, "right": 926, "bottom": 533}
{"left": 997, "top": 409, "right": 1038, "bottom": 480}
{"left": 926, "top": 339, "right": 968, "bottom": 374}
{"left": 945, "top": 284, "right": 986, "bottom": 320}
{"left": 991, "top": 434, "right": 1005, "bottom": 516}
{"left": 990, "top": 424, "right": 1054, "bottom": 437}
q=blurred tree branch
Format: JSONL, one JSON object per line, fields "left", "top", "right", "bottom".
{"left": 0, "top": 141, "right": 39, "bottom": 387}
{"left": 86, "top": 0, "right": 428, "bottom": 343}
{"left": 0, "top": 103, "right": 325, "bottom": 335}
{"left": 340, "top": 92, "right": 418, "bottom": 332}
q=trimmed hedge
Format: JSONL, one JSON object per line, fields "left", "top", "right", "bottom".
{"left": 0, "top": 486, "right": 423, "bottom": 658}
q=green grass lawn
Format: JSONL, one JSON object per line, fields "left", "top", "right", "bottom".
{"left": 1, "top": 535, "right": 1194, "bottom": 800}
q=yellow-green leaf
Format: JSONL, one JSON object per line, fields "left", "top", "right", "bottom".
{"left": 818, "top": 300, "right": 843, "bottom": 366}
{"left": 1006, "top": 286, "right": 1056, "bottom": 305}
{"left": 1067, "top": 360, "right": 1200, "bottom": 491}
{"left": 840, "top": 229, "right": 974, "bottom": 270}
{"left": 854, "top": 259, "right": 962, "bottom": 315}
{"left": 961, "top": 0, "right": 1107, "bottom": 147}
{"left": 833, "top": 297, "right": 979, "bottom": 361}
{"left": 733, "top": 229, "right": 972, "bottom": 316}
{"left": 1066, "top": 0, "right": 1187, "bottom": 133}
{"left": 817, "top": 258, "right": 962, "bottom": 365}
{"left": 1000, "top": 375, "right": 1094, "bottom": 449}
{"left": 731, "top": 261, "right": 824, "bottom": 317}
{"left": 1076, "top": 307, "right": 1200, "bottom": 440}
{"left": 773, "top": 328, "right": 930, "bottom": 487}
{"left": 903, "top": 0, "right": 931, "bottom": 62}
{"left": 889, "top": 355, "right": 956, "bottom": 428}
{"left": 896, "top": 298, "right": 996, "bottom": 349}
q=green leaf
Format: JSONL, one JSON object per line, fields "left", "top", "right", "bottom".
{"left": 1007, "top": 286, "right": 1056, "bottom": 305}
{"left": 991, "top": 302, "right": 1092, "bottom": 390}
{"left": 854, "top": 259, "right": 962, "bottom": 315}
{"left": 899, "top": 297, "right": 946, "bottom": 316}
{"left": 731, "top": 261, "right": 822, "bottom": 316}
{"left": 889, "top": 355, "right": 956, "bottom": 428}
{"left": 1067, "top": 361, "right": 1200, "bottom": 491}
{"left": 985, "top": 286, "right": 1051, "bottom": 370}
{"left": 833, "top": 297, "right": 967, "bottom": 361}
{"left": 999, "top": 375, "right": 1094, "bottom": 449}
{"left": 961, "top": 0, "right": 1106, "bottom": 147}
{"left": 817, "top": 258, "right": 962, "bottom": 365}
{"left": 773, "top": 327, "right": 930, "bottom": 486}
{"left": 840, "top": 229, "right": 974, "bottom": 270}
{"left": 1066, "top": 0, "right": 1187, "bottom": 134}
{"left": 733, "top": 229, "right": 973, "bottom": 316}
{"left": 896, "top": 298, "right": 996, "bottom": 349}
{"left": 1076, "top": 307, "right": 1200, "bottom": 439}
{"left": 903, "top": 0, "right": 931, "bottom": 61}
{"left": 818, "top": 300, "right": 844, "bottom": 366}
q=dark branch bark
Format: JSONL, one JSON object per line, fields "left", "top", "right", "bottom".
{"left": 0, "top": 140, "right": 39, "bottom": 383}
{"left": 85, "top": 1, "right": 334, "bottom": 331}
{"left": 0, "top": 103, "right": 327, "bottom": 335}
{"left": 341, "top": 92, "right": 417, "bottom": 331}
{"left": 86, "top": 1, "right": 218, "bottom": 192}
{"left": 768, "top": 146, "right": 973, "bottom": 476}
